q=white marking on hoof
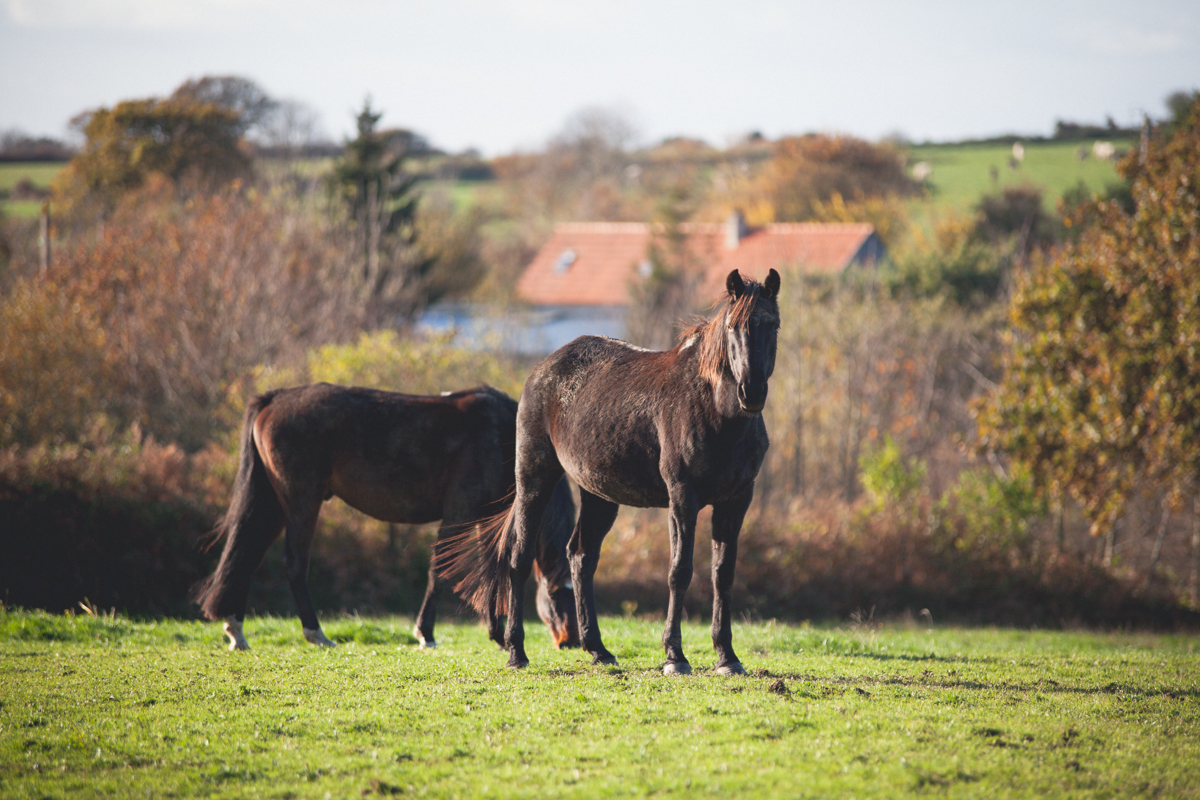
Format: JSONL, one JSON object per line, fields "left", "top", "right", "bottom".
{"left": 303, "top": 627, "right": 337, "bottom": 647}
{"left": 663, "top": 661, "right": 692, "bottom": 676}
{"left": 714, "top": 662, "right": 746, "bottom": 676}
{"left": 413, "top": 625, "right": 437, "bottom": 648}
{"left": 223, "top": 617, "right": 250, "bottom": 651}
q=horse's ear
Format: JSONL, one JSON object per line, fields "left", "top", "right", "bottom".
{"left": 726, "top": 270, "right": 746, "bottom": 299}
{"left": 763, "top": 268, "right": 781, "bottom": 301}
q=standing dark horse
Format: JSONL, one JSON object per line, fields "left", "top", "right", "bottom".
{"left": 191, "top": 384, "right": 578, "bottom": 651}
{"left": 453, "top": 269, "right": 779, "bottom": 675}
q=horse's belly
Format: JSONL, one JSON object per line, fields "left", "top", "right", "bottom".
{"left": 331, "top": 478, "right": 443, "bottom": 525}
{"left": 561, "top": 450, "right": 669, "bottom": 508}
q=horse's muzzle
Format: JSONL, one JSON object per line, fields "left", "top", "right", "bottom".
{"left": 537, "top": 582, "right": 580, "bottom": 648}
{"left": 737, "top": 381, "right": 768, "bottom": 413}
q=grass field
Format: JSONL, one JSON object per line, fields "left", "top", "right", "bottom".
{"left": 0, "top": 162, "right": 61, "bottom": 219}
{"left": 2, "top": 608, "right": 1196, "bottom": 798}
{"left": 906, "top": 139, "right": 1134, "bottom": 215}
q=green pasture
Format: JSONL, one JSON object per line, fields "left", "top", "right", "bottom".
{"left": 2, "top": 609, "right": 1197, "bottom": 798}
{"left": 420, "top": 178, "right": 508, "bottom": 215}
{"left": 906, "top": 139, "right": 1134, "bottom": 216}
{"left": 0, "top": 162, "right": 62, "bottom": 219}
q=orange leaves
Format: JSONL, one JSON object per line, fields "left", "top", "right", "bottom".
{"left": 0, "top": 279, "right": 112, "bottom": 446}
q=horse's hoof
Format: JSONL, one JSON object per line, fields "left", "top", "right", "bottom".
{"left": 591, "top": 652, "right": 618, "bottom": 666}
{"left": 663, "top": 661, "right": 692, "bottom": 676}
{"left": 303, "top": 628, "right": 337, "bottom": 647}
{"left": 507, "top": 657, "right": 529, "bottom": 669}
{"left": 714, "top": 661, "right": 746, "bottom": 676}
{"left": 223, "top": 618, "right": 249, "bottom": 651}
{"left": 413, "top": 626, "right": 436, "bottom": 648}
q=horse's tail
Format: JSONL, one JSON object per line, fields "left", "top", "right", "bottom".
{"left": 190, "top": 391, "right": 286, "bottom": 620}
{"left": 442, "top": 503, "right": 518, "bottom": 618}
{"left": 443, "top": 477, "right": 577, "bottom": 619}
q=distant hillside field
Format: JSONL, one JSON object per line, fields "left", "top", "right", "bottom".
{"left": 906, "top": 138, "right": 1135, "bottom": 214}
{"left": 0, "top": 161, "right": 62, "bottom": 218}
{"left": 0, "top": 139, "right": 1135, "bottom": 225}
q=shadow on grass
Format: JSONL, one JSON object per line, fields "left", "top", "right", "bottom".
{"left": 758, "top": 669, "right": 1200, "bottom": 700}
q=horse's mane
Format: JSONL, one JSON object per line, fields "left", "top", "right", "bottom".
{"left": 682, "top": 276, "right": 778, "bottom": 386}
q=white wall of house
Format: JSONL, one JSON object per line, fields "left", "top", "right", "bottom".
{"left": 417, "top": 303, "right": 626, "bottom": 355}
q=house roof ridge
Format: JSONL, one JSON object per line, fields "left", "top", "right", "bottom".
{"left": 762, "top": 221, "right": 876, "bottom": 233}
{"left": 552, "top": 220, "right": 876, "bottom": 236}
{"left": 555, "top": 221, "right": 650, "bottom": 233}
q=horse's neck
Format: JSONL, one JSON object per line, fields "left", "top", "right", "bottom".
{"left": 710, "top": 376, "right": 745, "bottom": 421}
{"left": 675, "top": 337, "right": 742, "bottom": 421}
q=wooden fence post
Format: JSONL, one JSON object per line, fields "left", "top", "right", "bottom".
{"left": 38, "top": 200, "right": 51, "bottom": 273}
{"left": 1189, "top": 496, "right": 1199, "bottom": 607}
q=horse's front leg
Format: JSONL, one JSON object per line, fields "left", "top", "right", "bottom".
{"left": 710, "top": 488, "right": 753, "bottom": 675}
{"left": 413, "top": 521, "right": 456, "bottom": 648}
{"left": 485, "top": 604, "right": 506, "bottom": 648}
{"left": 223, "top": 615, "right": 250, "bottom": 651}
{"left": 568, "top": 489, "right": 620, "bottom": 665}
{"left": 662, "top": 487, "right": 699, "bottom": 675}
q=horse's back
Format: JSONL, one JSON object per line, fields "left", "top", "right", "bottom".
{"left": 253, "top": 383, "right": 518, "bottom": 523}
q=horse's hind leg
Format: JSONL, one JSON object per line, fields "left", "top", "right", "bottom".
{"left": 710, "top": 489, "right": 752, "bottom": 676}
{"left": 283, "top": 504, "right": 335, "bottom": 647}
{"left": 568, "top": 489, "right": 619, "bottom": 665}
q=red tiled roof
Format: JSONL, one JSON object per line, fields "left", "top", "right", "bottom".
{"left": 516, "top": 222, "right": 878, "bottom": 307}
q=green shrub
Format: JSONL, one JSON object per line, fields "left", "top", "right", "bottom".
{"left": 859, "top": 435, "right": 926, "bottom": 513}
{"left": 295, "top": 329, "right": 531, "bottom": 400}
{"left": 938, "top": 465, "right": 1044, "bottom": 555}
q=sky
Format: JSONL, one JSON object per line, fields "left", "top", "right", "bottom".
{"left": 1, "top": 0, "right": 1197, "bottom": 155}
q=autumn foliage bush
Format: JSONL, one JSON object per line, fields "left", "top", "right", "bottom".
{"left": 0, "top": 430, "right": 220, "bottom": 615}
{"left": 977, "top": 96, "right": 1200, "bottom": 589}
{"left": 0, "top": 180, "right": 359, "bottom": 450}
{"left": 755, "top": 134, "right": 919, "bottom": 222}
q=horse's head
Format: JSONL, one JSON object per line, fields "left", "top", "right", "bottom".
{"left": 723, "top": 268, "right": 781, "bottom": 414}
{"left": 535, "top": 572, "right": 580, "bottom": 649}
{"left": 532, "top": 477, "right": 580, "bottom": 648}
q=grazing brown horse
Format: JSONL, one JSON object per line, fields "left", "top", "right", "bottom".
{"left": 191, "top": 383, "right": 578, "bottom": 651}
{"left": 453, "top": 269, "right": 779, "bottom": 675}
